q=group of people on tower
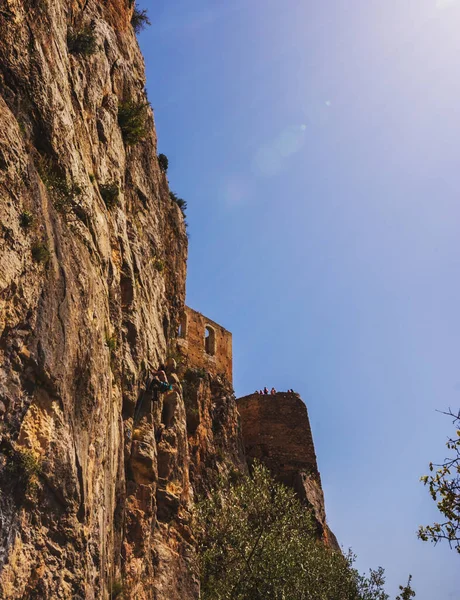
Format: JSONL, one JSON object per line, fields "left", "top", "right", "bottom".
{"left": 255, "top": 388, "right": 297, "bottom": 395}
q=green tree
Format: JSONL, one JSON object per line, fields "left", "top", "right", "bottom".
{"left": 195, "top": 462, "right": 408, "bottom": 600}
{"left": 418, "top": 408, "right": 460, "bottom": 553}
{"left": 118, "top": 101, "right": 149, "bottom": 145}
{"left": 396, "top": 575, "right": 416, "bottom": 600}
{"left": 158, "top": 153, "right": 169, "bottom": 173}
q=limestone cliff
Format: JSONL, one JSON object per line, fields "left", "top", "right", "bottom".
{"left": 0, "top": 1, "right": 191, "bottom": 598}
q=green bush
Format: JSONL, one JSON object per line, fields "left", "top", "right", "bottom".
{"left": 118, "top": 101, "right": 149, "bottom": 145}
{"left": 68, "top": 24, "right": 98, "bottom": 56}
{"left": 37, "top": 157, "right": 82, "bottom": 214}
{"left": 31, "top": 242, "right": 50, "bottom": 265}
{"left": 153, "top": 257, "right": 165, "bottom": 272}
{"left": 158, "top": 153, "right": 169, "bottom": 173}
{"left": 6, "top": 448, "right": 42, "bottom": 498}
{"left": 195, "top": 462, "right": 408, "bottom": 600}
{"left": 169, "top": 191, "right": 187, "bottom": 215}
{"left": 20, "top": 210, "right": 34, "bottom": 229}
{"left": 131, "top": 6, "right": 151, "bottom": 34}
{"left": 184, "top": 367, "right": 207, "bottom": 383}
{"left": 100, "top": 182, "right": 120, "bottom": 209}
{"left": 110, "top": 579, "right": 125, "bottom": 599}
{"left": 105, "top": 334, "right": 117, "bottom": 353}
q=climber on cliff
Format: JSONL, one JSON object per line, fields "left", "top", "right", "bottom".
{"left": 270, "top": 387, "right": 276, "bottom": 395}
{"left": 147, "top": 365, "right": 172, "bottom": 397}
{"left": 263, "top": 387, "right": 269, "bottom": 395}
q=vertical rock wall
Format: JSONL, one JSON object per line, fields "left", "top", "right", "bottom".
{"left": 0, "top": 1, "right": 191, "bottom": 598}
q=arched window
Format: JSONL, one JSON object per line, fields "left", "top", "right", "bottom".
{"left": 178, "top": 312, "right": 187, "bottom": 339}
{"left": 205, "top": 326, "right": 216, "bottom": 356}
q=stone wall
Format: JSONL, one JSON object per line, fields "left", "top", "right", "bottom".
{"left": 177, "top": 307, "right": 232, "bottom": 383}
{"left": 237, "top": 392, "right": 339, "bottom": 550}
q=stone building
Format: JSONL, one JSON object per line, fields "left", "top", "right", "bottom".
{"left": 176, "top": 306, "right": 233, "bottom": 382}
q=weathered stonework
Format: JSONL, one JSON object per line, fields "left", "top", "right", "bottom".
{"left": 177, "top": 307, "right": 232, "bottom": 383}
{"left": 237, "top": 392, "right": 339, "bottom": 550}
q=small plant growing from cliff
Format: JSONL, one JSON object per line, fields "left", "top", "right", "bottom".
{"left": 67, "top": 24, "right": 98, "bottom": 56}
{"left": 169, "top": 191, "right": 187, "bottom": 216}
{"left": 153, "top": 257, "right": 165, "bottom": 272}
{"left": 6, "top": 448, "right": 42, "bottom": 501}
{"left": 105, "top": 334, "right": 117, "bottom": 353}
{"left": 158, "top": 153, "right": 169, "bottom": 173}
{"left": 99, "top": 182, "right": 120, "bottom": 209}
{"left": 110, "top": 579, "right": 125, "bottom": 599}
{"left": 31, "top": 241, "right": 50, "bottom": 265}
{"left": 37, "top": 156, "right": 82, "bottom": 215}
{"left": 118, "top": 101, "right": 149, "bottom": 146}
{"left": 131, "top": 6, "right": 151, "bottom": 34}
{"left": 19, "top": 210, "right": 34, "bottom": 229}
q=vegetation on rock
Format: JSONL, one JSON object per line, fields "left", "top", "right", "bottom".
{"left": 31, "top": 241, "right": 50, "bottom": 264}
{"left": 19, "top": 210, "right": 34, "bottom": 229}
{"left": 37, "top": 156, "right": 82, "bottom": 215}
{"left": 118, "top": 101, "right": 149, "bottom": 145}
{"left": 100, "top": 182, "right": 120, "bottom": 209}
{"left": 195, "top": 462, "right": 414, "bottom": 600}
{"left": 153, "top": 257, "right": 165, "bottom": 272}
{"left": 169, "top": 191, "right": 187, "bottom": 215}
{"left": 6, "top": 447, "right": 42, "bottom": 501}
{"left": 158, "top": 153, "right": 169, "bottom": 173}
{"left": 132, "top": 6, "right": 151, "bottom": 34}
{"left": 105, "top": 334, "right": 117, "bottom": 353}
{"left": 67, "top": 24, "right": 98, "bottom": 56}
{"left": 418, "top": 408, "right": 460, "bottom": 553}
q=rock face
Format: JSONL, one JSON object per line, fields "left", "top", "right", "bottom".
{"left": 0, "top": 1, "right": 338, "bottom": 598}
{"left": 237, "top": 392, "right": 339, "bottom": 550}
{"left": 0, "top": 1, "right": 191, "bottom": 598}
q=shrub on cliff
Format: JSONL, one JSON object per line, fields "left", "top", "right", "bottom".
{"left": 5, "top": 448, "right": 42, "bottom": 502}
{"left": 67, "top": 24, "right": 98, "bottom": 56}
{"left": 118, "top": 101, "right": 149, "bottom": 145}
{"left": 99, "top": 182, "right": 120, "bottom": 209}
{"left": 158, "top": 153, "right": 169, "bottom": 173}
{"left": 37, "top": 156, "right": 82, "bottom": 215}
{"left": 19, "top": 210, "right": 34, "bottom": 229}
{"left": 195, "top": 462, "right": 413, "bottom": 600}
{"left": 132, "top": 6, "right": 151, "bottom": 34}
{"left": 31, "top": 241, "right": 51, "bottom": 265}
{"left": 169, "top": 191, "right": 187, "bottom": 216}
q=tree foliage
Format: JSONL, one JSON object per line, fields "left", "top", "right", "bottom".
{"left": 67, "top": 24, "right": 98, "bottom": 56}
{"left": 169, "top": 190, "right": 187, "bottom": 215}
{"left": 194, "top": 462, "right": 411, "bottom": 600}
{"left": 118, "top": 101, "right": 149, "bottom": 146}
{"left": 131, "top": 6, "right": 151, "bottom": 34}
{"left": 395, "top": 575, "right": 416, "bottom": 600}
{"left": 418, "top": 408, "right": 460, "bottom": 553}
{"left": 158, "top": 153, "right": 169, "bottom": 173}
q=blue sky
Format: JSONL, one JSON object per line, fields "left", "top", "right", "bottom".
{"left": 137, "top": 1, "right": 460, "bottom": 597}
